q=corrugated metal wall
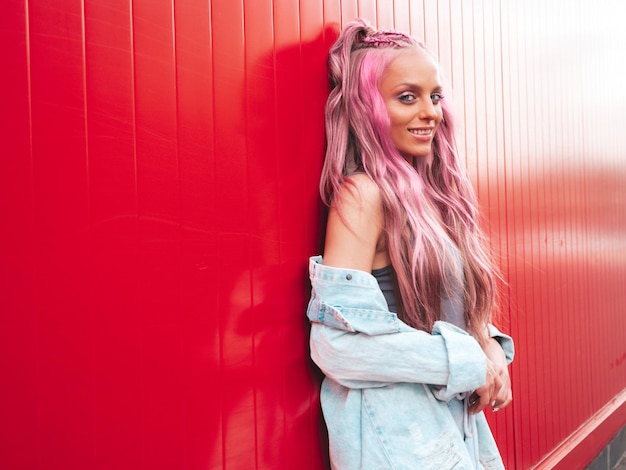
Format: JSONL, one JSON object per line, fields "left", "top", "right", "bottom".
{"left": 1, "top": 1, "right": 625, "bottom": 469}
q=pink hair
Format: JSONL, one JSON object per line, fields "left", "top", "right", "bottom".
{"left": 321, "top": 19, "right": 497, "bottom": 343}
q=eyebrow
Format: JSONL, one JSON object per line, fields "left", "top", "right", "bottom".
{"left": 393, "top": 82, "right": 443, "bottom": 92}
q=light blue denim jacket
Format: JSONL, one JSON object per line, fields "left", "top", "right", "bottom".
{"left": 306, "top": 256, "right": 515, "bottom": 470}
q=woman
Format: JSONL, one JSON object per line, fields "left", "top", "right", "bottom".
{"left": 307, "top": 19, "right": 514, "bottom": 469}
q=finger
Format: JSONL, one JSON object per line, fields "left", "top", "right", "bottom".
{"left": 492, "top": 391, "right": 513, "bottom": 411}
{"left": 468, "top": 392, "right": 482, "bottom": 413}
{"left": 492, "top": 381, "right": 505, "bottom": 405}
{"left": 470, "top": 389, "right": 493, "bottom": 414}
{"left": 493, "top": 376, "right": 511, "bottom": 406}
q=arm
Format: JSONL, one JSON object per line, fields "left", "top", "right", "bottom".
{"left": 312, "top": 175, "right": 488, "bottom": 394}
{"left": 322, "top": 173, "right": 383, "bottom": 272}
{"left": 307, "top": 257, "right": 488, "bottom": 393}
{"left": 310, "top": 317, "right": 487, "bottom": 394}
{"left": 488, "top": 323, "right": 515, "bottom": 365}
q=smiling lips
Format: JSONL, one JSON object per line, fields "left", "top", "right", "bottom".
{"left": 408, "top": 127, "right": 434, "bottom": 139}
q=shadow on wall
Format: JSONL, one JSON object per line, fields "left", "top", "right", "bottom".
{"left": 204, "top": 25, "right": 338, "bottom": 468}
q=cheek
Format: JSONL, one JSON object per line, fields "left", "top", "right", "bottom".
{"left": 388, "top": 113, "right": 406, "bottom": 134}
{"left": 388, "top": 109, "right": 414, "bottom": 135}
{"left": 435, "top": 108, "right": 444, "bottom": 125}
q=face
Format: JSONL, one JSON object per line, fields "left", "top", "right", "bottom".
{"left": 379, "top": 46, "right": 444, "bottom": 162}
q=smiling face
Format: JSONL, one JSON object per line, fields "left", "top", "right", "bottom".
{"left": 379, "top": 46, "right": 444, "bottom": 163}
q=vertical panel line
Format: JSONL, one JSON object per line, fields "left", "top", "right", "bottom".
{"left": 268, "top": 1, "right": 290, "bottom": 468}
{"left": 240, "top": 1, "right": 259, "bottom": 468}
{"left": 79, "top": 0, "right": 97, "bottom": 466}
{"left": 127, "top": 0, "right": 144, "bottom": 466}
{"left": 207, "top": 2, "right": 226, "bottom": 466}
{"left": 169, "top": 0, "right": 186, "bottom": 467}
{"left": 24, "top": 1, "right": 41, "bottom": 468}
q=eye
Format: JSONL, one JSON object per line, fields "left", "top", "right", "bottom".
{"left": 431, "top": 92, "right": 444, "bottom": 104}
{"left": 398, "top": 92, "right": 416, "bottom": 103}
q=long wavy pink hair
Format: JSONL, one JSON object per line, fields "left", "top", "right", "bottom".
{"left": 321, "top": 19, "right": 497, "bottom": 343}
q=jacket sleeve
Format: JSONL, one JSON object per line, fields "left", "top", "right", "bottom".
{"left": 306, "top": 257, "right": 487, "bottom": 394}
{"left": 309, "top": 319, "right": 487, "bottom": 394}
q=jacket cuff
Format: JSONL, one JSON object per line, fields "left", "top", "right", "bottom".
{"left": 432, "top": 321, "right": 487, "bottom": 399}
{"left": 487, "top": 324, "right": 515, "bottom": 365}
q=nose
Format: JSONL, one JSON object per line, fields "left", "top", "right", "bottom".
{"left": 418, "top": 98, "right": 438, "bottom": 122}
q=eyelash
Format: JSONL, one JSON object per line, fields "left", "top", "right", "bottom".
{"left": 398, "top": 92, "right": 445, "bottom": 104}
{"left": 431, "top": 93, "right": 444, "bottom": 104}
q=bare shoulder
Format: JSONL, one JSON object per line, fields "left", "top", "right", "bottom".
{"left": 323, "top": 174, "right": 383, "bottom": 271}
{"left": 337, "top": 173, "right": 382, "bottom": 213}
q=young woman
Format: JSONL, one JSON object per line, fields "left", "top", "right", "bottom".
{"left": 307, "top": 19, "right": 514, "bottom": 469}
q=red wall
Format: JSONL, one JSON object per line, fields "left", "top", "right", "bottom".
{"left": 1, "top": 1, "right": 625, "bottom": 469}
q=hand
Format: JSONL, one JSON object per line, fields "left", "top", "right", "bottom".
{"left": 469, "top": 338, "right": 512, "bottom": 414}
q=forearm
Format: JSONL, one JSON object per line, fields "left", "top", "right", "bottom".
{"left": 310, "top": 320, "right": 487, "bottom": 393}
{"left": 487, "top": 324, "right": 515, "bottom": 364}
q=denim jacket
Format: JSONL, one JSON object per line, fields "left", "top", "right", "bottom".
{"left": 306, "top": 256, "right": 514, "bottom": 470}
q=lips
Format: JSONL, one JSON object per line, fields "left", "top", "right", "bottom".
{"left": 408, "top": 128, "right": 433, "bottom": 137}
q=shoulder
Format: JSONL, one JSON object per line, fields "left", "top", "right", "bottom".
{"left": 323, "top": 173, "right": 384, "bottom": 271}
{"left": 336, "top": 173, "right": 382, "bottom": 213}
